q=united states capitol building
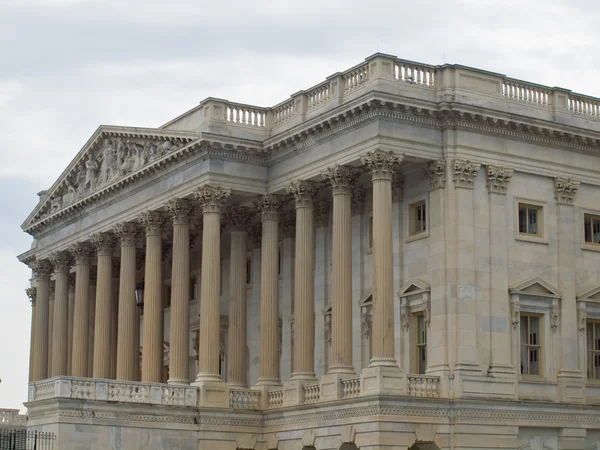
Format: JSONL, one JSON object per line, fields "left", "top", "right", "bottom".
{"left": 17, "top": 53, "right": 600, "bottom": 450}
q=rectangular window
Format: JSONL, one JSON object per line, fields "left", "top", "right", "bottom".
{"left": 246, "top": 257, "right": 252, "bottom": 285}
{"left": 518, "top": 203, "right": 542, "bottom": 237}
{"left": 584, "top": 214, "right": 600, "bottom": 245}
{"left": 520, "top": 314, "right": 541, "bottom": 376}
{"left": 415, "top": 314, "right": 427, "bottom": 374}
{"left": 367, "top": 215, "right": 373, "bottom": 250}
{"left": 587, "top": 321, "right": 600, "bottom": 380}
{"left": 278, "top": 244, "right": 283, "bottom": 278}
{"left": 190, "top": 277, "right": 197, "bottom": 301}
{"left": 409, "top": 201, "right": 427, "bottom": 236}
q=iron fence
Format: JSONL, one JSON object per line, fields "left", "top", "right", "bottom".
{"left": 0, "top": 430, "right": 55, "bottom": 450}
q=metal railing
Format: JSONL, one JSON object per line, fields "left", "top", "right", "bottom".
{"left": 0, "top": 430, "right": 55, "bottom": 450}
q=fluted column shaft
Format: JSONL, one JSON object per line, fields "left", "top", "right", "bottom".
{"left": 27, "top": 289, "right": 35, "bottom": 382}
{"left": 71, "top": 243, "right": 92, "bottom": 377}
{"left": 228, "top": 229, "right": 248, "bottom": 386}
{"left": 195, "top": 185, "right": 230, "bottom": 382}
{"left": 255, "top": 196, "right": 282, "bottom": 386}
{"left": 287, "top": 181, "right": 317, "bottom": 379}
{"left": 361, "top": 151, "right": 402, "bottom": 366}
{"left": 167, "top": 199, "right": 193, "bottom": 385}
{"left": 51, "top": 252, "right": 71, "bottom": 377}
{"left": 32, "top": 262, "right": 51, "bottom": 381}
{"left": 323, "top": 166, "right": 355, "bottom": 374}
{"left": 92, "top": 234, "right": 114, "bottom": 378}
{"left": 141, "top": 211, "right": 165, "bottom": 383}
{"left": 115, "top": 223, "right": 138, "bottom": 381}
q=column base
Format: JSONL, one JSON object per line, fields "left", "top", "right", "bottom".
{"left": 167, "top": 377, "right": 190, "bottom": 386}
{"left": 193, "top": 377, "right": 229, "bottom": 408}
{"left": 557, "top": 369, "right": 584, "bottom": 404}
{"left": 282, "top": 374, "right": 317, "bottom": 407}
{"left": 488, "top": 363, "right": 516, "bottom": 377}
{"left": 328, "top": 364, "right": 355, "bottom": 375}
{"left": 361, "top": 365, "right": 406, "bottom": 396}
{"left": 255, "top": 376, "right": 281, "bottom": 387}
{"left": 368, "top": 357, "right": 398, "bottom": 368}
{"left": 319, "top": 373, "right": 347, "bottom": 401}
{"left": 290, "top": 371, "right": 317, "bottom": 381}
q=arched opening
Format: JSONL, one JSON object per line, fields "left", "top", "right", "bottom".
{"left": 340, "top": 444, "right": 359, "bottom": 450}
{"left": 301, "top": 447, "right": 316, "bottom": 450}
{"left": 408, "top": 442, "right": 440, "bottom": 450}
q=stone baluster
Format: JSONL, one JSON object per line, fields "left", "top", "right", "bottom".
{"left": 323, "top": 165, "right": 356, "bottom": 374}
{"left": 31, "top": 260, "right": 52, "bottom": 381}
{"left": 224, "top": 206, "right": 252, "bottom": 387}
{"left": 361, "top": 150, "right": 402, "bottom": 365}
{"left": 70, "top": 242, "right": 93, "bottom": 377}
{"left": 166, "top": 199, "right": 194, "bottom": 385}
{"left": 50, "top": 251, "right": 72, "bottom": 377}
{"left": 115, "top": 222, "right": 138, "bottom": 381}
{"left": 194, "top": 185, "right": 231, "bottom": 382}
{"left": 286, "top": 180, "right": 318, "bottom": 381}
{"left": 92, "top": 232, "right": 115, "bottom": 379}
{"left": 254, "top": 195, "right": 283, "bottom": 387}
{"left": 140, "top": 211, "right": 166, "bottom": 383}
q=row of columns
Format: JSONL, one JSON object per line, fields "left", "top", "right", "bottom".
{"left": 29, "top": 149, "right": 403, "bottom": 386}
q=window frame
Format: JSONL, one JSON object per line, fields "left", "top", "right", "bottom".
{"left": 398, "top": 278, "right": 431, "bottom": 374}
{"left": 406, "top": 199, "right": 430, "bottom": 243}
{"left": 586, "top": 319, "right": 600, "bottom": 381}
{"left": 576, "top": 288, "right": 600, "bottom": 383}
{"left": 413, "top": 313, "right": 428, "bottom": 375}
{"left": 519, "top": 313, "right": 543, "bottom": 377}
{"left": 513, "top": 198, "right": 548, "bottom": 244}
{"left": 581, "top": 209, "right": 600, "bottom": 252}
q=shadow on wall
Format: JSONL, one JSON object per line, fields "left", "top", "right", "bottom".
{"left": 409, "top": 442, "right": 440, "bottom": 450}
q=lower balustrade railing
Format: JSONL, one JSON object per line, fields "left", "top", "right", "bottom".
{"left": 29, "top": 373, "right": 440, "bottom": 408}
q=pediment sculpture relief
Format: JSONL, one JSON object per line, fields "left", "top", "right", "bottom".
{"left": 37, "top": 135, "right": 181, "bottom": 221}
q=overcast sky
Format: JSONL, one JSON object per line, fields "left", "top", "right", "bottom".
{"left": 1, "top": 0, "right": 599, "bottom": 411}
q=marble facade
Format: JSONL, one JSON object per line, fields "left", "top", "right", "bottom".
{"left": 18, "top": 53, "right": 600, "bottom": 449}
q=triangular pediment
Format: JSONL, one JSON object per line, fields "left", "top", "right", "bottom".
{"left": 509, "top": 277, "right": 561, "bottom": 298}
{"left": 358, "top": 289, "right": 372, "bottom": 306}
{"left": 397, "top": 277, "right": 430, "bottom": 298}
{"left": 322, "top": 301, "right": 332, "bottom": 315}
{"left": 577, "top": 285, "right": 600, "bottom": 301}
{"left": 22, "top": 125, "right": 200, "bottom": 233}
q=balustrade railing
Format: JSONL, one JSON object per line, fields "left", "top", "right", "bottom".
{"left": 407, "top": 374, "right": 440, "bottom": 398}
{"left": 344, "top": 64, "right": 369, "bottom": 91}
{"left": 303, "top": 382, "right": 321, "bottom": 404}
{"left": 341, "top": 376, "right": 361, "bottom": 399}
{"left": 229, "top": 388, "right": 261, "bottom": 410}
{"left": 225, "top": 102, "right": 267, "bottom": 127}
{"left": 33, "top": 380, "right": 56, "bottom": 401}
{"left": 0, "top": 409, "right": 26, "bottom": 427}
{"left": 307, "top": 82, "right": 331, "bottom": 110}
{"left": 568, "top": 93, "right": 600, "bottom": 118}
{"left": 395, "top": 60, "right": 436, "bottom": 86}
{"left": 273, "top": 99, "right": 296, "bottom": 125}
{"left": 502, "top": 79, "right": 551, "bottom": 106}
{"left": 267, "top": 388, "right": 284, "bottom": 408}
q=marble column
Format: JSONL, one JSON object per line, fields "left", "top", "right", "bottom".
{"left": 166, "top": 199, "right": 193, "bottom": 385}
{"left": 70, "top": 242, "right": 93, "bottom": 377}
{"left": 140, "top": 211, "right": 165, "bottom": 383}
{"left": 361, "top": 150, "right": 402, "bottom": 366}
{"left": 47, "top": 285, "right": 54, "bottom": 375}
{"left": 486, "top": 165, "right": 515, "bottom": 376}
{"left": 323, "top": 165, "right": 356, "bottom": 374}
{"left": 286, "top": 180, "right": 317, "bottom": 380}
{"left": 255, "top": 195, "right": 283, "bottom": 386}
{"left": 92, "top": 233, "right": 115, "bottom": 379}
{"left": 194, "top": 185, "right": 230, "bottom": 382}
{"left": 224, "top": 206, "right": 252, "bottom": 387}
{"left": 31, "top": 260, "right": 52, "bottom": 381}
{"left": 67, "top": 280, "right": 75, "bottom": 375}
{"left": 110, "top": 268, "right": 120, "bottom": 379}
{"left": 26, "top": 288, "right": 36, "bottom": 382}
{"left": 115, "top": 222, "right": 138, "bottom": 381}
{"left": 50, "top": 251, "right": 72, "bottom": 377}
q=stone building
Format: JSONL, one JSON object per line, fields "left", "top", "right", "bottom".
{"left": 18, "top": 53, "right": 600, "bottom": 450}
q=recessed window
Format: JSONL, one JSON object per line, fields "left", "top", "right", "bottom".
{"left": 409, "top": 201, "right": 427, "bottom": 236}
{"left": 246, "top": 257, "right": 252, "bottom": 285}
{"left": 366, "top": 215, "right": 373, "bottom": 252}
{"left": 278, "top": 244, "right": 283, "bottom": 278}
{"left": 587, "top": 320, "right": 600, "bottom": 380}
{"left": 415, "top": 314, "right": 427, "bottom": 374}
{"left": 584, "top": 214, "right": 600, "bottom": 245}
{"left": 518, "top": 203, "right": 543, "bottom": 237}
{"left": 520, "top": 314, "right": 541, "bottom": 376}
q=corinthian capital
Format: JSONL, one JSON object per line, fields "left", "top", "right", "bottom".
{"left": 486, "top": 165, "right": 514, "bottom": 194}
{"left": 91, "top": 232, "right": 115, "bottom": 256}
{"left": 166, "top": 198, "right": 194, "bottom": 225}
{"left": 50, "top": 251, "right": 72, "bottom": 273}
{"left": 426, "top": 159, "right": 446, "bottom": 191}
{"left": 223, "top": 206, "right": 253, "bottom": 231}
{"left": 360, "top": 150, "right": 403, "bottom": 181}
{"left": 32, "top": 259, "right": 53, "bottom": 278}
{"left": 285, "top": 180, "right": 317, "bottom": 208}
{"left": 194, "top": 185, "right": 231, "bottom": 214}
{"left": 452, "top": 159, "right": 481, "bottom": 189}
{"left": 254, "top": 194, "right": 282, "bottom": 222}
{"left": 69, "top": 241, "right": 94, "bottom": 264}
{"left": 555, "top": 177, "right": 580, "bottom": 205}
{"left": 139, "top": 211, "right": 166, "bottom": 236}
{"left": 322, "top": 165, "right": 357, "bottom": 195}
{"left": 26, "top": 287, "right": 36, "bottom": 305}
{"left": 113, "top": 222, "right": 138, "bottom": 247}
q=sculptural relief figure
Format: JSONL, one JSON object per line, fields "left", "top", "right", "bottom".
{"left": 50, "top": 196, "right": 62, "bottom": 213}
{"left": 98, "top": 139, "right": 117, "bottom": 186}
{"left": 62, "top": 179, "right": 78, "bottom": 206}
{"left": 84, "top": 154, "right": 98, "bottom": 192}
